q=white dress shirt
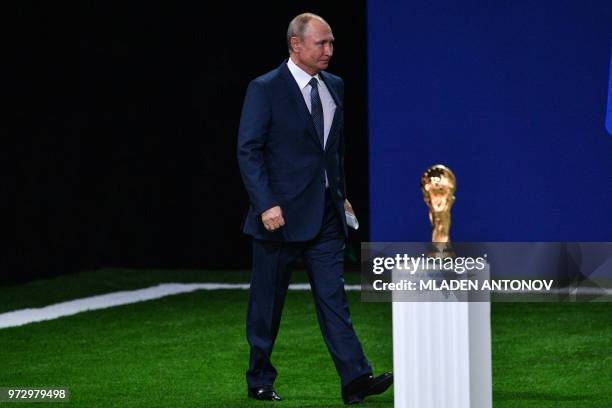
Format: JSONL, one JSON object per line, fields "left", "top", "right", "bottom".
{"left": 287, "top": 58, "right": 337, "bottom": 149}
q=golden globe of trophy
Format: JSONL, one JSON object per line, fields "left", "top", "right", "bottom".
{"left": 421, "top": 164, "right": 456, "bottom": 256}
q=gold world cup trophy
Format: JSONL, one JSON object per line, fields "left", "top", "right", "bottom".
{"left": 421, "top": 164, "right": 456, "bottom": 257}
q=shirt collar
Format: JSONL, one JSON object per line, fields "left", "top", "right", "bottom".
{"left": 287, "top": 57, "right": 320, "bottom": 90}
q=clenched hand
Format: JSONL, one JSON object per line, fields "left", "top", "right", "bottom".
{"left": 261, "top": 206, "right": 285, "bottom": 232}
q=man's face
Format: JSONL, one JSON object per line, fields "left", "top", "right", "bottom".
{"left": 292, "top": 20, "right": 334, "bottom": 75}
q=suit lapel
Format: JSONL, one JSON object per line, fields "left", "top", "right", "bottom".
{"left": 278, "top": 62, "right": 322, "bottom": 151}
{"left": 319, "top": 71, "right": 342, "bottom": 152}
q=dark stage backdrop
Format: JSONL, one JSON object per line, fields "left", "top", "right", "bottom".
{"left": 11, "top": 3, "right": 368, "bottom": 284}
{"left": 368, "top": 1, "right": 612, "bottom": 242}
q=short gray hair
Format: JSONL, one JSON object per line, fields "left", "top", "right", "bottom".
{"left": 286, "top": 13, "right": 328, "bottom": 52}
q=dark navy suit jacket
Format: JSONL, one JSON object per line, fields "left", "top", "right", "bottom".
{"left": 237, "top": 61, "right": 348, "bottom": 242}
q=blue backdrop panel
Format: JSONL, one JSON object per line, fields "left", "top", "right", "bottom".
{"left": 368, "top": 1, "right": 612, "bottom": 241}
{"left": 607, "top": 43, "right": 612, "bottom": 136}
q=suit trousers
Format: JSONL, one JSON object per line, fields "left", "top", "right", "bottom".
{"left": 246, "top": 190, "right": 372, "bottom": 388}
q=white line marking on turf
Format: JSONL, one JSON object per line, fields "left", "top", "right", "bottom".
{"left": 0, "top": 283, "right": 361, "bottom": 329}
{"left": 1, "top": 283, "right": 610, "bottom": 330}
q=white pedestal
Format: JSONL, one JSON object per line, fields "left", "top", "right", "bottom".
{"left": 392, "top": 268, "right": 492, "bottom": 408}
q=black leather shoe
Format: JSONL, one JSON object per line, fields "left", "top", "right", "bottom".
{"left": 248, "top": 386, "right": 282, "bottom": 401}
{"left": 342, "top": 372, "right": 393, "bottom": 404}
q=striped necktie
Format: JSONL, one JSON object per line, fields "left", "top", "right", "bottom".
{"left": 309, "top": 77, "right": 324, "bottom": 147}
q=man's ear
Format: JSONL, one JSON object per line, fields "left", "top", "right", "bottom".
{"left": 290, "top": 36, "right": 300, "bottom": 53}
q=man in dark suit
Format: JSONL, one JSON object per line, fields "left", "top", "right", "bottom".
{"left": 237, "top": 13, "right": 393, "bottom": 404}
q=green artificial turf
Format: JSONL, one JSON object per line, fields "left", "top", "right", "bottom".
{"left": 491, "top": 302, "right": 612, "bottom": 407}
{"left": 0, "top": 268, "right": 360, "bottom": 314}
{"left": 0, "top": 269, "right": 611, "bottom": 407}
